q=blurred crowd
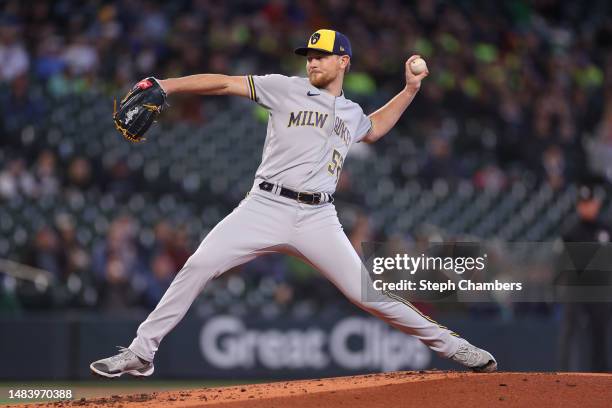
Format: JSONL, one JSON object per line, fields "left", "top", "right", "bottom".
{"left": 0, "top": 149, "right": 186, "bottom": 311}
{"left": 1, "top": 0, "right": 612, "bottom": 182}
{"left": 0, "top": 150, "right": 362, "bottom": 315}
{"left": 2, "top": 0, "right": 612, "bottom": 316}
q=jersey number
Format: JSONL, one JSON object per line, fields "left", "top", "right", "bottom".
{"left": 328, "top": 149, "right": 344, "bottom": 183}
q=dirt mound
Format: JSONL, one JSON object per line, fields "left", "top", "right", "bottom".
{"left": 12, "top": 371, "right": 612, "bottom": 408}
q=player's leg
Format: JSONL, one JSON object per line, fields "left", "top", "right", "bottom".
{"left": 90, "top": 192, "right": 291, "bottom": 377}
{"left": 291, "top": 204, "right": 496, "bottom": 371}
{"left": 558, "top": 303, "right": 580, "bottom": 370}
{"left": 585, "top": 303, "right": 610, "bottom": 372}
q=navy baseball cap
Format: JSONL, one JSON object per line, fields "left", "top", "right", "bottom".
{"left": 295, "top": 29, "right": 352, "bottom": 58}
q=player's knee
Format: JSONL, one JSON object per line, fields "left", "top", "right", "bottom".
{"left": 350, "top": 298, "right": 395, "bottom": 316}
{"left": 340, "top": 287, "right": 382, "bottom": 309}
{"left": 344, "top": 292, "right": 380, "bottom": 313}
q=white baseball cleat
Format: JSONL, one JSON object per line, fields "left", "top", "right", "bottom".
{"left": 90, "top": 347, "right": 154, "bottom": 378}
{"left": 450, "top": 341, "right": 497, "bottom": 372}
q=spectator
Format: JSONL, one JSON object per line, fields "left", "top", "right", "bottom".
{"left": 147, "top": 220, "right": 188, "bottom": 271}
{"left": 62, "top": 35, "right": 98, "bottom": 77}
{"left": 66, "top": 156, "right": 93, "bottom": 190}
{"left": 55, "top": 214, "right": 95, "bottom": 306}
{"left": 542, "top": 144, "right": 567, "bottom": 190}
{"left": 420, "top": 135, "right": 458, "bottom": 185}
{"left": 151, "top": 220, "right": 174, "bottom": 256}
{"left": 34, "top": 36, "right": 65, "bottom": 81}
{"left": 144, "top": 252, "right": 176, "bottom": 308}
{"left": 0, "top": 23, "right": 29, "bottom": 83}
{"left": 0, "top": 158, "right": 36, "bottom": 199}
{"left": 99, "top": 254, "right": 141, "bottom": 311}
{"left": 105, "top": 159, "right": 135, "bottom": 198}
{"left": 0, "top": 73, "right": 45, "bottom": 133}
{"left": 24, "top": 226, "right": 65, "bottom": 278}
{"left": 92, "top": 215, "right": 147, "bottom": 309}
{"left": 473, "top": 163, "right": 507, "bottom": 192}
{"left": 168, "top": 225, "right": 192, "bottom": 270}
{"left": 34, "top": 150, "right": 60, "bottom": 197}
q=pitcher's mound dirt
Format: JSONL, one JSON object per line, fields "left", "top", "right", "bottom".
{"left": 24, "top": 371, "right": 612, "bottom": 408}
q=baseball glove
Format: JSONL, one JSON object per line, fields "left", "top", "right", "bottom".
{"left": 113, "top": 77, "right": 167, "bottom": 143}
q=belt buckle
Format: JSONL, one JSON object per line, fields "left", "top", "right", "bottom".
{"left": 296, "top": 192, "right": 310, "bottom": 204}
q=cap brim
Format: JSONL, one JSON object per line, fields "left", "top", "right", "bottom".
{"left": 294, "top": 47, "right": 335, "bottom": 56}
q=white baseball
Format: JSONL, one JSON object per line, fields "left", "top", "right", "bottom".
{"left": 409, "top": 58, "right": 427, "bottom": 75}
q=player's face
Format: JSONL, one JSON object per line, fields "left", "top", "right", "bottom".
{"left": 306, "top": 51, "right": 348, "bottom": 88}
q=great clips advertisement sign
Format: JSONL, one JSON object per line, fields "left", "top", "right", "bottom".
{"left": 4, "top": 314, "right": 557, "bottom": 380}
{"left": 166, "top": 315, "right": 431, "bottom": 378}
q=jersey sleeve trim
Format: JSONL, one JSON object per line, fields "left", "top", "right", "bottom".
{"left": 366, "top": 117, "right": 373, "bottom": 135}
{"left": 356, "top": 117, "right": 373, "bottom": 143}
{"left": 247, "top": 75, "right": 257, "bottom": 101}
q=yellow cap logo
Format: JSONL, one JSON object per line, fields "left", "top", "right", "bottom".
{"left": 308, "top": 29, "right": 335, "bottom": 53}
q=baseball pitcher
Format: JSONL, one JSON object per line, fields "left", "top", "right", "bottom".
{"left": 91, "top": 29, "right": 497, "bottom": 377}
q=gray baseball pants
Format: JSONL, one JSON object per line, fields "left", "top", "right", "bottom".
{"left": 129, "top": 182, "right": 462, "bottom": 362}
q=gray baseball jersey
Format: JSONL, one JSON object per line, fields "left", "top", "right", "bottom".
{"left": 126, "top": 74, "right": 463, "bottom": 366}
{"left": 246, "top": 74, "right": 372, "bottom": 194}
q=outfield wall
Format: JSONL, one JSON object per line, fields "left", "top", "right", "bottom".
{"left": 0, "top": 312, "right": 604, "bottom": 380}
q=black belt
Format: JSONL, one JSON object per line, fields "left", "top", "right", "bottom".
{"left": 258, "top": 182, "right": 333, "bottom": 205}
